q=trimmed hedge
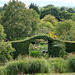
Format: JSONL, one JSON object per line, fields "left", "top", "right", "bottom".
{"left": 65, "top": 41, "right": 75, "bottom": 53}
{"left": 10, "top": 35, "right": 75, "bottom": 58}
{"left": 11, "top": 35, "right": 56, "bottom": 58}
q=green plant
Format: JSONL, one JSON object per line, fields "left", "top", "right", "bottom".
{"left": 47, "top": 58, "right": 71, "bottom": 73}
{"left": 30, "top": 50, "right": 41, "bottom": 58}
{"left": 0, "top": 41, "right": 15, "bottom": 63}
{"left": 68, "top": 56, "right": 75, "bottom": 72}
{"left": 0, "top": 66, "right": 7, "bottom": 75}
{"left": 59, "top": 49, "right": 68, "bottom": 58}
{"left": 0, "top": 58, "right": 50, "bottom": 75}
{"left": 0, "top": 24, "right": 6, "bottom": 41}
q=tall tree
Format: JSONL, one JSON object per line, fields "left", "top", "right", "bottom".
{"left": 67, "top": 8, "right": 75, "bottom": 13}
{"left": 29, "top": 3, "right": 39, "bottom": 14}
{"left": 40, "top": 7, "right": 60, "bottom": 20}
{"left": 1, "top": 0, "right": 40, "bottom": 40}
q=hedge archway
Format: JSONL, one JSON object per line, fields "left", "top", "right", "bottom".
{"left": 11, "top": 35, "right": 75, "bottom": 58}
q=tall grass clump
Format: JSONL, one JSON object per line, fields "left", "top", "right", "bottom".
{"left": 47, "top": 58, "right": 71, "bottom": 73}
{"left": 68, "top": 55, "right": 75, "bottom": 72}
{"left": 0, "top": 66, "right": 7, "bottom": 75}
{"left": 0, "top": 58, "right": 50, "bottom": 75}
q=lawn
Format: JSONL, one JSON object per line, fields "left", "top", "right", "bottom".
{"left": 34, "top": 73, "right": 75, "bottom": 75}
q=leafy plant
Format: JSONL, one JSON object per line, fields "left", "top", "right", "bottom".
{"left": 0, "top": 41, "right": 15, "bottom": 62}
{"left": 0, "top": 58, "right": 50, "bottom": 75}
{"left": 47, "top": 58, "right": 71, "bottom": 73}
{"left": 68, "top": 56, "right": 75, "bottom": 72}
{"left": 30, "top": 50, "right": 41, "bottom": 58}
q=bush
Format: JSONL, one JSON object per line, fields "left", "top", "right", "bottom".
{"left": 0, "top": 41, "right": 15, "bottom": 63}
{"left": 30, "top": 50, "right": 41, "bottom": 58}
{"left": 68, "top": 56, "right": 75, "bottom": 72}
{"left": 0, "top": 58, "right": 50, "bottom": 75}
{"left": 0, "top": 66, "right": 7, "bottom": 75}
{"left": 47, "top": 58, "right": 71, "bottom": 73}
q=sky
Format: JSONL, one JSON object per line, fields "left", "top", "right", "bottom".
{"left": 0, "top": 0, "right": 75, "bottom": 8}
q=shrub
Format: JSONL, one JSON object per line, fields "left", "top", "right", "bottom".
{"left": 0, "top": 41, "right": 15, "bottom": 63}
{"left": 47, "top": 58, "right": 71, "bottom": 73}
{"left": 68, "top": 56, "right": 75, "bottom": 72}
{"left": 0, "top": 58, "right": 50, "bottom": 75}
{"left": 30, "top": 50, "right": 41, "bottom": 58}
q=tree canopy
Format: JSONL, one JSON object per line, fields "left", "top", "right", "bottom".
{"left": 1, "top": 1, "right": 40, "bottom": 40}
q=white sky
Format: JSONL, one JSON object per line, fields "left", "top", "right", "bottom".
{"left": 0, "top": 0, "right": 75, "bottom": 7}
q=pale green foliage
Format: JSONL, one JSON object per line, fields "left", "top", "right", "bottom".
{"left": 36, "top": 14, "right": 56, "bottom": 35}
{"left": 0, "top": 24, "right": 6, "bottom": 40}
{"left": 42, "top": 14, "right": 58, "bottom": 25}
{"left": 35, "top": 27, "right": 51, "bottom": 35}
{"left": 55, "top": 20, "right": 75, "bottom": 41}
{"left": 39, "top": 21, "right": 54, "bottom": 31}
{"left": 0, "top": 41, "right": 15, "bottom": 62}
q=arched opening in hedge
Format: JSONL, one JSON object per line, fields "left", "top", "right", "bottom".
{"left": 11, "top": 35, "right": 65, "bottom": 58}
{"left": 29, "top": 39, "right": 48, "bottom": 57}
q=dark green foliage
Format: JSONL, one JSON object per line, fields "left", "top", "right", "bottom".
{"left": 48, "top": 41, "right": 66, "bottom": 57}
{"left": 12, "top": 40, "right": 30, "bottom": 58}
{"left": 30, "top": 50, "right": 41, "bottom": 58}
{"left": 60, "top": 11, "right": 72, "bottom": 20}
{"left": 67, "top": 8, "right": 75, "bottom": 13}
{"left": 43, "top": 4, "right": 54, "bottom": 8}
{"left": 60, "top": 6, "right": 65, "bottom": 11}
{"left": 40, "top": 7, "right": 60, "bottom": 20}
{"left": 47, "top": 58, "right": 71, "bottom": 73}
{"left": 2, "top": 4, "right": 7, "bottom": 11}
{"left": 29, "top": 3, "right": 40, "bottom": 14}
{"left": 68, "top": 56, "right": 75, "bottom": 72}
{"left": 0, "top": 7, "right": 3, "bottom": 13}
{"left": 0, "top": 58, "right": 50, "bottom": 75}
{"left": 65, "top": 41, "right": 75, "bottom": 53}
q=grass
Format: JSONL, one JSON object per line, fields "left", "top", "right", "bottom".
{"left": 20, "top": 73, "right": 75, "bottom": 75}
{"left": 32, "top": 73, "right": 75, "bottom": 75}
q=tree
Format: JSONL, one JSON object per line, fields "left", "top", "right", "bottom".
{"left": 43, "top": 4, "right": 54, "bottom": 8}
{"left": 67, "top": 8, "right": 75, "bottom": 13}
{"left": 60, "top": 10, "right": 72, "bottom": 20}
{"left": 1, "top": 0, "right": 40, "bottom": 40}
{"left": 29, "top": 3, "right": 40, "bottom": 14}
{"left": 55, "top": 20, "right": 75, "bottom": 41}
{"left": 71, "top": 13, "right": 75, "bottom": 21}
{"left": 0, "top": 24, "right": 6, "bottom": 41}
{"left": 0, "top": 7, "right": 3, "bottom": 13}
{"left": 3, "top": 3, "right": 7, "bottom": 11}
{"left": 41, "top": 14, "right": 58, "bottom": 25}
{"left": 60, "top": 6, "right": 65, "bottom": 11}
{"left": 40, "top": 7, "right": 61, "bottom": 20}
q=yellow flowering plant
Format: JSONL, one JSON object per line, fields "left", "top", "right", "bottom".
{"left": 47, "top": 32, "right": 58, "bottom": 39}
